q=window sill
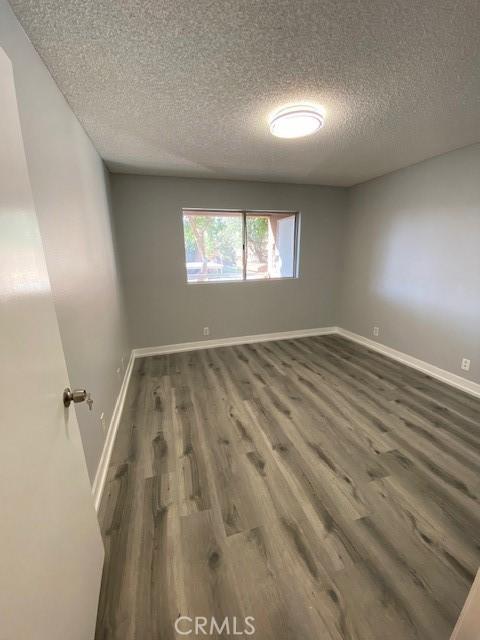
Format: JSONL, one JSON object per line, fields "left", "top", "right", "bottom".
{"left": 185, "top": 276, "right": 299, "bottom": 285}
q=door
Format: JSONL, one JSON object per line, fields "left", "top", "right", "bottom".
{"left": 0, "top": 48, "right": 104, "bottom": 639}
{"left": 450, "top": 570, "right": 480, "bottom": 640}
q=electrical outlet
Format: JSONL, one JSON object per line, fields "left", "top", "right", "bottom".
{"left": 100, "top": 412, "right": 106, "bottom": 432}
{"left": 373, "top": 326, "right": 380, "bottom": 337}
{"left": 203, "top": 326, "right": 210, "bottom": 336}
{"left": 461, "top": 358, "right": 471, "bottom": 372}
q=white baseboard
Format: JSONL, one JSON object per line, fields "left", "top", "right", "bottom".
{"left": 91, "top": 350, "right": 136, "bottom": 512}
{"left": 132, "top": 326, "right": 337, "bottom": 358}
{"left": 337, "top": 328, "right": 480, "bottom": 399}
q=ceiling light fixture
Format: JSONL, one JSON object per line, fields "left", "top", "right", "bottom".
{"left": 269, "top": 104, "right": 325, "bottom": 139}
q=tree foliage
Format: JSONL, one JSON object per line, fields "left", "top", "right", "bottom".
{"left": 183, "top": 215, "right": 242, "bottom": 268}
{"left": 183, "top": 214, "right": 269, "bottom": 275}
{"left": 246, "top": 217, "right": 268, "bottom": 262}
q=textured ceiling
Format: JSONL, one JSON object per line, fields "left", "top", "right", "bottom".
{"left": 10, "top": 0, "right": 480, "bottom": 186}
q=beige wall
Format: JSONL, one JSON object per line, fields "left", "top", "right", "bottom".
{"left": 1, "top": 0, "right": 130, "bottom": 481}
{"left": 111, "top": 174, "right": 347, "bottom": 348}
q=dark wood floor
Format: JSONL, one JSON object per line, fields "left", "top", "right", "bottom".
{"left": 95, "top": 335, "right": 480, "bottom": 640}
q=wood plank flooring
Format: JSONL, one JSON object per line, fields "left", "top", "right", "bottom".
{"left": 95, "top": 335, "right": 480, "bottom": 640}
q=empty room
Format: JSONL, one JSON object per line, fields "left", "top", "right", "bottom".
{"left": 1, "top": 1, "right": 480, "bottom": 639}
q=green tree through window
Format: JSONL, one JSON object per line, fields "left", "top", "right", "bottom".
{"left": 183, "top": 210, "right": 298, "bottom": 282}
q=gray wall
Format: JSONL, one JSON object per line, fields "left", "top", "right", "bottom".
{"left": 111, "top": 175, "right": 346, "bottom": 348}
{"left": 1, "top": 0, "right": 130, "bottom": 481}
{"left": 340, "top": 143, "right": 480, "bottom": 385}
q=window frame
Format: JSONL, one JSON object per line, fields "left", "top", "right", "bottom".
{"left": 182, "top": 208, "right": 300, "bottom": 284}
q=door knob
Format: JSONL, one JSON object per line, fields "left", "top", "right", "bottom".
{"left": 63, "top": 388, "right": 93, "bottom": 410}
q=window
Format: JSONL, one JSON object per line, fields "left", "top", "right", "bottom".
{"left": 182, "top": 209, "right": 299, "bottom": 283}
{"left": 183, "top": 211, "right": 243, "bottom": 283}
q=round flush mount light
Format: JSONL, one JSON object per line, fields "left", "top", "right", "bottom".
{"left": 269, "top": 104, "right": 325, "bottom": 139}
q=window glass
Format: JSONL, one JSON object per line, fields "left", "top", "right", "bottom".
{"left": 183, "top": 211, "right": 243, "bottom": 282}
{"left": 246, "top": 213, "right": 296, "bottom": 279}
{"left": 182, "top": 210, "right": 298, "bottom": 283}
